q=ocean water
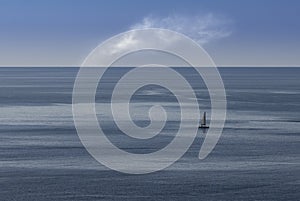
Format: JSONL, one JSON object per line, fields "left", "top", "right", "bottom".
{"left": 0, "top": 67, "right": 299, "bottom": 200}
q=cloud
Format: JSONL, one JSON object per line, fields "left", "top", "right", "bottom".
{"left": 82, "top": 13, "right": 233, "bottom": 67}
{"left": 130, "top": 14, "right": 233, "bottom": 45}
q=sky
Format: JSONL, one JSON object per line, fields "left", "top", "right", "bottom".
{"left": 0, "top": 0, "right": 300, "bottom": 66}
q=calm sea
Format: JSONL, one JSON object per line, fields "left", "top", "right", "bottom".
{"left": 0, "top": 67, "right": 299, "bottom": 200}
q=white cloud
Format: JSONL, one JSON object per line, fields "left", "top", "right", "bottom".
{"left": 82, "top": 14, "right": 233, "bottom": 67}
{"left": 130, "top": 14, "right": 233, "bottom": 45}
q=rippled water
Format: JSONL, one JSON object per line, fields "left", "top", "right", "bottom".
{"left": 0, "top": 67, "right": 299, "bottom": 200}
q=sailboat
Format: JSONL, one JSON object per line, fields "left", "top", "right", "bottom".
{"left": 199, "top": 112, "right": 209, "bottom": 129}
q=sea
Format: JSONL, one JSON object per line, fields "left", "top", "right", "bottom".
{"left": 0, "top": 67, "right": 299, "bottom": 201}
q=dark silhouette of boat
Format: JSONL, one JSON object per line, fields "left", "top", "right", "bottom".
{"left": 199, "top": 112, "right": 209, "bottom": 129}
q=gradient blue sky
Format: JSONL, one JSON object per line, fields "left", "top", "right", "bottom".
{"left": 1, "top": 0, "right": 300, "bottom": 66}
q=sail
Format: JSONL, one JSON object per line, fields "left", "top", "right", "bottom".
{"left": 201, "top": 112, "right": 206, "bottom": 125}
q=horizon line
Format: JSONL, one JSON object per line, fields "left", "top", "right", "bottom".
{"left": 0, "top": 65, "right": 299, "bottom": 67}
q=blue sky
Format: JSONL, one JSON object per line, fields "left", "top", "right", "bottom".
{"left": 0, "top": 0, "right": 300, "bottom": 66}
